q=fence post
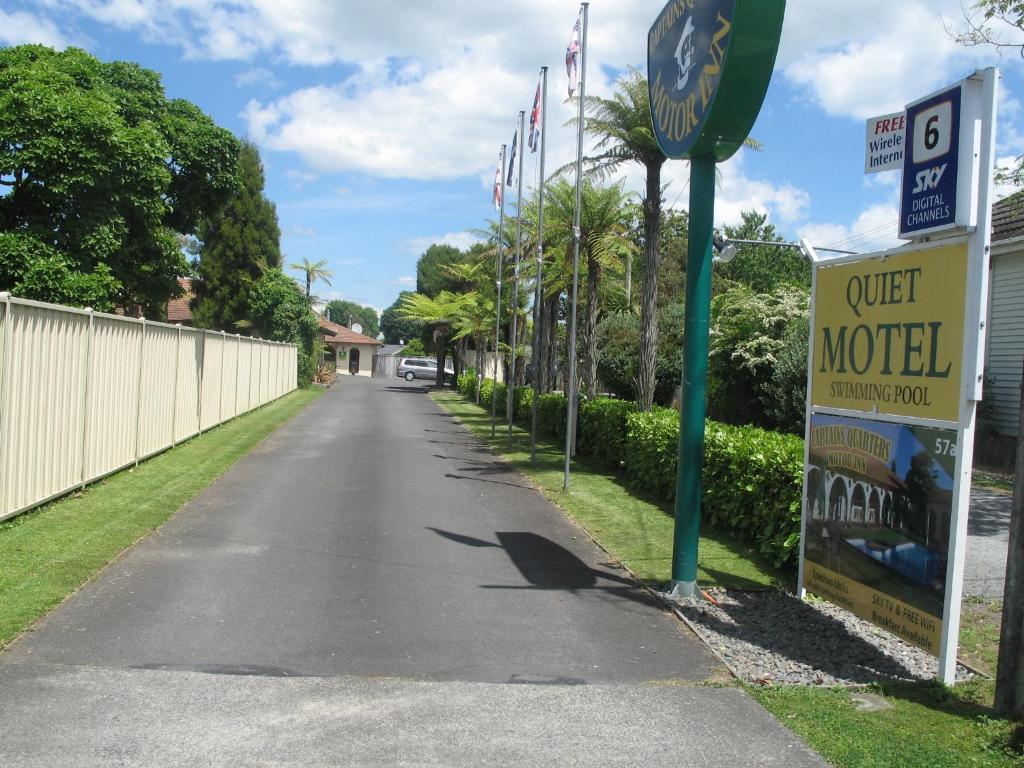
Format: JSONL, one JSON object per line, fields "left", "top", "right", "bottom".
{"left": 133, "top": 317, "right": 146, "bottom": 466}
{"left": 171, "top": 324, "right": 181, "bottom": 447}
{"left": 79, "top": 308, "right": 95, "bottom": 489}
{"left": 234, "top": 334, "right": 241, "bottom": 418}
{"left": 218, "top": 330, "right": 226, "bottom": 425}
{"left": 0, "top": 294, "right": 12, "bottom": 517}
{"left": 196, "top": 330, "right": 206, "bottom": 433}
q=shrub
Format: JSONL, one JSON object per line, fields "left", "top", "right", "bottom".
{"left": 623, "top": 408, "right": 803, "bottom": 567}
{"left": 702, "top": 422, "right": 804, "bottom": 566}
{"left": 456, "top": 370, "right": 477, "bottom": 398}
{"left": 763, "top": 316, "right": 809, "bottom": 434}
{"left": 577, "top": 397, "right": 638, "bottom": 470}
{"left": 624, "top": 407, "right": 681, "bottom": 502}
{"left": 513, "top": 386, "right": 533, "bottom": 422}
{"left": 537, "top": 393, "right": 568, "bottom": 439}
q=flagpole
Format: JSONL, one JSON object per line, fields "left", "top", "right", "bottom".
{"left": 491, "top": 143, "right": 507, "bottom": 438}
{"left": 508, "top": 110, "right": 525, "bottom": 446}
{"left": 563, "top": 3, "right": 587, "bottom": 491}
{"left": 530, "top": 67, "right": 548, "bottom": 465}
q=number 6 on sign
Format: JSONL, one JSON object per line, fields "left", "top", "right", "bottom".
{"left": 913, "top": 101, "right": 952, "bottom": 164}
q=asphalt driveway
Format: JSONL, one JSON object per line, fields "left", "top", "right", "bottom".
{"left": 0, "top": 376, "right": 824, "bottom": 767}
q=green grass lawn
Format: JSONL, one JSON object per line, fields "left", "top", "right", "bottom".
{"left": 435, "top": 390, "right": 1024, "bottom": 768}
{"left": 431, "top": 391, "right": 786, "bottom": 590}
{"left": 0, "top": 387, "right": 321, "bottom": 649}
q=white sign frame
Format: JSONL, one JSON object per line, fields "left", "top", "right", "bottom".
{"left": 800, "top": 68, "right": 997, "bottom": 685}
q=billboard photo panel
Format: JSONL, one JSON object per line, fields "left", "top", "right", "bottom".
{"left": 803, "top": 413, "right": 956, "bottom": 655}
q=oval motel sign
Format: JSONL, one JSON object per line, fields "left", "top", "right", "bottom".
{"left": 647, "top": 0, "right": 785, "bottom": 160}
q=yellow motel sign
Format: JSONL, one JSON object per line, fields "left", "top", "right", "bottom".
{"left": 811, "top": 242, "right": 967, "bottom": 422}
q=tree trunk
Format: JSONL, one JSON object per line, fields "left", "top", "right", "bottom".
{"left": 545, "top": 293, "right": 559, "bottom": 393}
{"left": 636, "top": 160, "right": 664, "bottom": 411}
{"left": 475, "top": 334, "right": 484, "bottom": 403}
{"left": 995, "top": 357, "right": 1024, "bottom": 718}
{"left": 434, "top": 328, "right": 447, "bottom": 388}
{"left": 583, "top": 255, "right": 601, "bottom": 398}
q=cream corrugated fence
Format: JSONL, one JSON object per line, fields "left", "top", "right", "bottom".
{"left": 0, "top": 293, "right": 298, "bottom": 522}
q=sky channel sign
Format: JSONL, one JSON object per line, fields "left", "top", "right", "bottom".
{"left": 899, "top": 84, "right": 963, "bottom": 238}
{"left": 647, "top": 0, "right": 785, "bottom": 161}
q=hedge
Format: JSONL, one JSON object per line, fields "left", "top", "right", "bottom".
{"left": 578, "top": 397, "right": 638, "bottom": 470}
{"left": 456, "top": 378, "right": 803, "bottom": 568}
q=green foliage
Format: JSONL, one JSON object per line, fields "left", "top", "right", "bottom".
{"left": 623, "top": 408, "right": 804, "bottom": 566}
{"left": 249, "top": 268, "right": 319, "bottom": 384}
{"left": 326, "top": 300, "right": 379, "bottom": 338}
{"left": 416, "top": 243, "right": 464, "bottom": 297}
{"left": 717, "top": 211, "right": 811, "bottom": 293}
{"left": 0, "top": 233, "right": 120, "bottom": 311}
{"left": 0, "top": 45, "right": 240, "bottom": 315}
{"left": 624, "top": 407, "right": 682, "bottom": 502}
{"left": 595, "top": 304, "right": 685, "bottom": 404}
{"left": 513, "top": 386, "right": 533, "bottom": 422}
{"left": 288, "top": 257, "right": 331, "bottom": 299}
{"left": 763, "top": 315, "right": 810, "bottom": 434}
{"left": 403, "top": 338, "right": 427, "bottom": 356}
{"left": 702, "top": 421, "right": 805, "bottom": 567}
{"left": 479, "top": 378, "right": 507, "bottom": 412}
{"left": 456, "top": 370, "right": 477, "bottom": 398}
{"left": 192, "top": 141, "right": 280, "bottom": 332}
{"left": 578, "top": 397, "right": 639, "bottom": 469}
{"left": 381, "top": 291, "right": 424, "bottom": 344}
{"left": 708, "top": 285, "right": 809, "bottom": 427}
{"left": 595, "top": 312, "right": 640, "bottom": 400}
{"left": 537, "top": 393, "right": 569, "bottom": 440}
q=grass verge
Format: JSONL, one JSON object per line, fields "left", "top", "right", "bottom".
{"left": 436, "top": 391, "right": 1024, "bottom": 768}
{"left": 431, "top": 391, "right": 785, "bottom": 590}
{"left": 0, "top": 387, "right": 322, "bottom": 648}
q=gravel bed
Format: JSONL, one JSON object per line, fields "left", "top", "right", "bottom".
{"left": 664, "top": 588, "right": 973, "bottom": 686}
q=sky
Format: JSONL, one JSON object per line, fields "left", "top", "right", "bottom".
{"left": 4, "top": 0, "right": 1024, "bottom": 317}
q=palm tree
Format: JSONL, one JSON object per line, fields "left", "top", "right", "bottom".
{"left": 289, "top": 257, "right": 332, "bottom": 298}
{"left": 397, "top": 291, "right": 468, "bottom": 388}
{"left": 545, "top": 179, "right": 636, "bottom": 398}
{"left": 576, "top": 68, "right": 758, "bottom": 410}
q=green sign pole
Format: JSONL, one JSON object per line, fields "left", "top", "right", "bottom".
{"left": 647, "top": 0, "right": 786, "bottom": 599}
{"left": 672, "top": 153, "right": 715, "bottom": 594}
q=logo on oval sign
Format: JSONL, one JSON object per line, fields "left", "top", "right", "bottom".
{"left": 648, "top": 0, "right": 734, "bottom": 159}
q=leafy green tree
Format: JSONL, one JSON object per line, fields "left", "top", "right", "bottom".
{"left": 289, "top": 257, "right": 332, "bottom": 298}
{"left": 544, "top": 179, "right": 636, "bottom": 397}
{"left": 576, "top": 70, "right": 667, "bottom": 411}
{"left": 707, "top": 285, "right": 809, "bottom": 428}
{"left": 416, "top": 243, "right": 464, "bottom": 297}
{"left": 717, "top": 211, "right": 810, "bottom": 293}
{"left": 595, "top": 303, "right": 685, "bottom": 404}
{"left": 0, "top": 233, "right": 120, "bottom": 311}
{"left": 192, "top": 141, "right": 280, "bottom": 332}
{"left": 325, "top": 299, "right": 379, "bottom": 338}
{"left": 249, "top": 268, "right": 319, "bottom": 384}
{"left": 763, "top": 315, "right": 810, "bottom": 434}
{"left": 381, "top": 292, "right": 424, "bottom": 344}
{"left": 0, "top": 45, "right": 240, "bottom": 315}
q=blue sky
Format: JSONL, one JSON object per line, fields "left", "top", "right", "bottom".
{"left": 4, "top": 0, "right": 1024, "bottom": 315}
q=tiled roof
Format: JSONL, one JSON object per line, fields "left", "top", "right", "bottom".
{"left": 992, "top": 191, "right": 1024, "bottom": 243}
{"left": 317, "top": 317, "right": 381, "bottom": 345}
{"left": 167, "top": 278, "right": 194, "bottom": 324}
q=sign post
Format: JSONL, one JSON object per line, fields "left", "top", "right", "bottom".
{"left": 800, "top": 68, "right": 998, "bottom": 683}
{"left": 647, "top": 0, "right": 786, "bottom": 598}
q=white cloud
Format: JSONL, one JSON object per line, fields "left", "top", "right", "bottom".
{"left": 798, "top": 203, "right": 901, "bottom": 255}
{"left": 0, "top": 9, "right": 72, "bottom": 47}
{"left": 404, "top": 231, "right": 480, "bottom": 255}
{"left": 235, "top": 66, "right": 282, "bottom": 90}
{"left": 779, "top": 0, "right": 996, "bottom": 120}
{"left": 390, "top": 275, "right": 416, "bottom": 287}
{"left": 286, "top": 224, "right": 316, "bottom": 238}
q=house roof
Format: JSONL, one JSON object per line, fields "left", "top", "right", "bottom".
{"left": 992, "top": 191, "right": 1024, "bottom": 243}
{"left": 167, "top": 278, "right": 194, "bottom": 324}
{"left": 378, "top": 344, "right": 407, "bottom": 356}
{"left": 317, "top": 317, "right": 381, "bottom": 345}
